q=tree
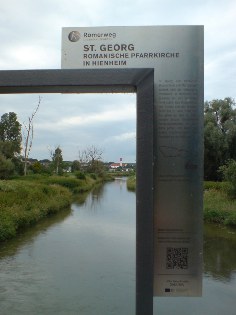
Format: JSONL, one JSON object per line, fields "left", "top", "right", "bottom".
{"left": 22, "top": 96, "right": 41, "bottom": 175}
{"left": 87, "top": 159, "right": 105, "bottom": 175}
{"left": 204, "top": 97, "right": 236, "bottom": 180}
{"left": 71, "top": 160, "right": 81, "bottom": 172}
{"left": 78, "top": 145, "right": 104, "bottom": 174}
{"left": 0, "top": 112, "right": 22, "bottom": 177}
{"left": 219, "top": 159, "right": 236, "bottom": 198}
{"left": 51, "top": 146, "right": 63, "bottom": 175}
{"left": 31, "top": 161, "right": 43, "bottom": 174}
{"left": 0, "top": 112, "right": 22, "bottom": 158}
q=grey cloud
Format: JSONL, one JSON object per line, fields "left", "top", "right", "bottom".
{"left": 1, "top": 0, "right": 236, "bottom": 161}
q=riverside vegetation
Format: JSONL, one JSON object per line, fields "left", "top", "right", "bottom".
{"left": 127, "top": 177, "right": 236, "bottom": 228}
{"left": 127, "top": 175, "right": 136, "bottom": 191}
{"left": 0, "top": 173, "right": 110, "bottom": 242}
{"left": 1, "top": 173, "right": 236, "bottom": 242}
{"left": 2, "top": 97, "right": 236, "bottom": 238}
{"left": 204, "top": 181, "right": 236, "bottom": 226}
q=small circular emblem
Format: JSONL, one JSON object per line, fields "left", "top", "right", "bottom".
{"left": 68, "top": 31, "right": 80, "bottom": 42}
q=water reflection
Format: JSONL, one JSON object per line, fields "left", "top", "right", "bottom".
{"left": 0, "top": 207, "right": 71, "bottom": 260}
{"left": 1, "top": 180, "right": 236, "bottom": 315}
{"left": 154, "top": 223, "right": 236, "bottom": 315}
{"left": 204, "top": 223, "right": 236, "bottom": 281}
{"left": 88, "top": 184, "right": 105, "bottom": 211}
{"left": 0, "top": 179, "right": 136, "bottom": 315}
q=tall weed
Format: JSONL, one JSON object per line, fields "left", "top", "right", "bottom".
{"left": 0, "top": 180, "right": 71, "bottom": 241}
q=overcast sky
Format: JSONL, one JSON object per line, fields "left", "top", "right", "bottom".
{"left": 0, "top": 0, "right": 235, "bottom": 162}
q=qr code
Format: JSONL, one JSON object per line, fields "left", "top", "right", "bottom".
{"left": 166, "top": 247, "right": 188, "bottom": 270}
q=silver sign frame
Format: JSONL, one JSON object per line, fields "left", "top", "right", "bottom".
{"left": 0, "top": 68, "right": 154, "bottom": 315}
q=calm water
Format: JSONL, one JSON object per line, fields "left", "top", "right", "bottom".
{"left": 1, "top": 178, "right": 236, "bottom": 315}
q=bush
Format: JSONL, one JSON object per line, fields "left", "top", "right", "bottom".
{"left": 204, "top": 181, "right": 229, "bottom": 192}
{"left": 0, "top": 154, "right": 14, "bottom": 179}
{"left": 90, "top": 173, "right": 97, "bottom": 180}
{"left": 0, "top": 180, "right": 72, "bottom": 241}
{"left": 219, "top": 159, "right": 236, "bottom": 198}
{"left": 203, "top": 187, "right": 236, "bottom": 227}
{"left": 204, "top": 207, "right": 229, "bottom": 224}
{"left": 127, "top": 176, "right": 136, "bottom": 191}
{"left": 225, "top": 212, "right": 236, "bottom": 226}
{"left": 45, "top": 177, "right": 82, "bottom": 191}
{"left": 75, "top": 171, "right": 86, "bottom": 180}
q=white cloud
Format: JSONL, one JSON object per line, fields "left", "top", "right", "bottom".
{"left": 1, "top": 0, "right": 236, "bottom": 160}
{"left": 36, "top": 103, "right": 135, "bottom": 131}
{"left": 110, "top": 132, "right": 136, "bottom": 142}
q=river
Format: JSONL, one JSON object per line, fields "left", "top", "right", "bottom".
{"left": 0, "top": 178, "right": 236, "bottom": 315}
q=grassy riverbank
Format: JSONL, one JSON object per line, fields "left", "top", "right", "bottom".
{"left": 126, "top": 178, "right": 236, "bottom": 227}
{"left": 0, "top": 174, "right": 109, "bottom": 242}
{"left": 127, "top": 175, "right": 136, "bottom": 191}
{"left": 2, "top": 174, "right": 235, "bottom": 242}
{"left": 204, "top": 181, "right": 236, "bottom": 226}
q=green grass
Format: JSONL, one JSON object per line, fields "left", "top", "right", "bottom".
{"left": 127, "top": 177, "right": 236, "bottom": 227}
{"left": 0, "top": 173, "right": 108, "bottom": 241}
{"left": 127, "top": 176, "right": 136, "bottom": 191}
{"left": 3, "top": 173, "right": 235, "bottom": 242}
{"left": 204, "top": 188, "right": 236, "bottom": 226}
{"left": 204, "top": 181, "right": 229, "bottom": 191}
{"left": 0, "top": 179, "right": 72, "bottom": 241}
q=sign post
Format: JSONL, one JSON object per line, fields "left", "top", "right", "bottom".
{"left": 0, "top": 25, "right": 203, "bottom": 315}
{"left": 62, "top": 25, "right": 204, "bottom": 298}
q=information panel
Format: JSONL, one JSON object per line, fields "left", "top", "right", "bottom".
{"left": 62, "top": 26, "right": 204, "bottom": 297}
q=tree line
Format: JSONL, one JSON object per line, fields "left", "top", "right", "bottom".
{"left": 1, "top": 97, "right": 236, "bottom": 181}
{"left": 0, "top": 107, "right": 106, "bottom": 179}
{"left": 204, "top": 97, "right": 236, "bottom": 181}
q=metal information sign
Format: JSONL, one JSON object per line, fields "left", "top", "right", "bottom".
{"left": 62, "top": 26, "right": 204, "bottom": 297}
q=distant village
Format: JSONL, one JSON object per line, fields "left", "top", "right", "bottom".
{"left": 26, "top": 157, "right": 136, "bottom": 173}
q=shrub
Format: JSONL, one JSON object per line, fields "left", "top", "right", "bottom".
{"left": 0, "top": 154, "right": 14, "bottom": 179}
{"left": 0, "top": 180, "right": 72, "bottom": 241}
{"left": 90, "top": 173, "right": 97, "bottom": 180}
{"left": 75, "top": 171, "right": 86, "bottom": 180}
{"left": 46, "top": 177, "right": 83, "bottom": 191}
{"left": 127, "top": 176, "right": 136, "bottom": 191}
{"left": 204, "top": 207, "right": 229, "bottom": 224}
{"left": 219, "top": 159, "right": 236, "bottom": 198}
{"left": 204, "top": 181, "right": 229, "bottom": 192}
{"left": 225, "top": 212, "right": 236, "bottom": 226}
